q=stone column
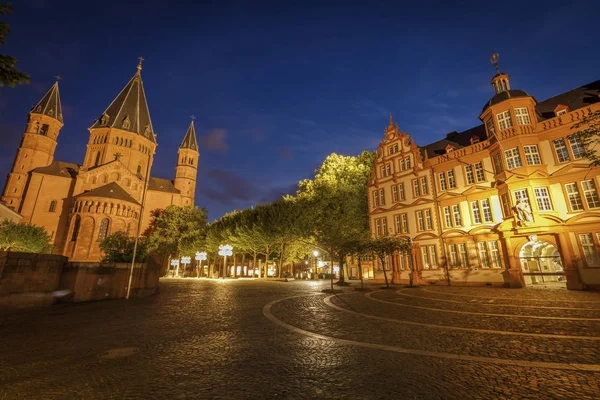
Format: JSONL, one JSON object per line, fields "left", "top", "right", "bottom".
{"left": 557, "top": 232, "right": 584, "bottom": 290}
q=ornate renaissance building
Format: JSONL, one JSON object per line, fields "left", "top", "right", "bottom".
{"left": 1, "top": 61, "right": 199, "bottom": 262}
{"left": 368, "top": 55, "right": 600, "bottom": 290}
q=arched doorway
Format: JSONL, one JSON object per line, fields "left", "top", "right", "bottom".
{"left": 519, "top": 237, "right": 566, "bottom": 287}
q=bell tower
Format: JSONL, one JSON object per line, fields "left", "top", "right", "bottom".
{"left": 174, "top": 117, "right": 199, "bottom": 206}
{"left": 1, "top": 78, "right": 63, "bottom": 211}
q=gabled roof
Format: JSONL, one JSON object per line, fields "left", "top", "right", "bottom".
{"left": 422, "top": 124, "right": 487, "bottom": 158}
{"left": 89, "top": 63, "right": 156, "bottom": 143}
{"left": 180, "top": 120, "right": 199, "bottom": 151}
{"left": 75, "top": 182, "right": 140, "bottom": 204}
{"left": 31, "top": 160, "right": 79, "bottom": 178}
{"left": 148, "top": 177, "right": 180, "bottom": 193}
{"left": 31, "top": 81, "right": 63, "bottom": 122}
{"left": 535, "top": 80, "right": 600, "bottom": 120}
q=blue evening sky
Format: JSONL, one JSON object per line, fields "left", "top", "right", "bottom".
{"left": 1, "top": 0, "right": 599, "bottom": 220}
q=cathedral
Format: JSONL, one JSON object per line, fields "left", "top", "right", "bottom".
{"left": 1, "top": 60, "right": 199, "bottom": 262}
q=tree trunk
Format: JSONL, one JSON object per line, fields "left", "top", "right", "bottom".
{"left": 279, "top": 242, "right": 285, "bottom": 278}
{"left": 241, "top": 253, "right": 246, "bottom": 276}
{"left": 358, "top": 258, "right": 364, "bottom": 290}
{"left": 253, "top": 251, "right": 258, "bottom": 278}
{"left": 380, "top": 255, "right": 390, "bottom": 288}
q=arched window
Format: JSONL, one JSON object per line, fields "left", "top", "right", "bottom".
{"left": 49, "top": 200, "right": 57, "bottom": 212}
{"left": 98, "top": 218, "right": 110, "bottom": 241}
{"left": 71, "top": 216, "right": 81, "bottom": 242}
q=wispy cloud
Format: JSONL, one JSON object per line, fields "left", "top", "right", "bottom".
{"left": 201, "top": 128, "right": 229, "bottom": 153}
{"left": 353, "top": 98, "right": 391, "bottom": 119}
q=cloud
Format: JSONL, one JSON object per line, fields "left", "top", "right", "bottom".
{"left": 200, "top": 128, "right": 229, "bottom": 153}
{"left": 353, "top": 98, "right": 391, "bottom": 119}
{"left": 278, "top": 147, "right": 294, "bottom": 161}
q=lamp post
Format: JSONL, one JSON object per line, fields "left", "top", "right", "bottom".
{"left": 218, "top": 244, "right": 233, "bottom": 279}
{"left": 181, "top": 256, "right": 191, "bottom": 278}
{"left": 195, "top": 251, "right": 207, "bottom": 278}
{"left": 313, "top": 250, "right": 319, "bottom": 279}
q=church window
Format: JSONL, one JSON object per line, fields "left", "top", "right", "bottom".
{"left": 71, "top": 216, "right": 81, "bottom": 242}
{"left": 49, "top": 200, "right": 57, "bottom": 212}
{"left": 39, "top": 124, "right": 49, "bottom": 135}
{"left": 98, "top": 218, "right": 110, "bottom": 241}
{"left": 496, "top": 110, "right": 512, "bottom": 131}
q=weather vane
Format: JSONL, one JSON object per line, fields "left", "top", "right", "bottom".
{"left": 190, "top": 115, "right": 196, "bottom": 121}
{"left": 490, "top": 52, "right": 500, "bottom": 73}
{"left": 137, "top": 56, "right": 145, "bottom": 71}
{"left": 55, "top": 75, "right": 62, "bottom": 82}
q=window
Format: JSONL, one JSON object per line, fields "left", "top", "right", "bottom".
{"left": 399, "top": 158, "right": 405, "bottom": 171}
{"left": 425, "top": 209, "right": 433, "bottom": 230}
{"left": 386, "top": 164, "right": 392, "bottom": 176}
{"left": 582, "top": 180, "right": 600, "bottom": 209}
{"left": 439, "top": 172, "right": 447, "bottom": 191}
{"left": 481, "top": 199, "right": 493, "bottom": 223}
{"left": 556, "top": 109, "right": 567, "bottom": 116}
{"left": 553, "top": 139, "right": 570, "bottom": 163}
{"left": 579, "top": 233, "right": 600, "bottom": 267}
{"left": 375, "top": 219, "right": 382, "bottom": 236}
{"left": 452, "top": 205, "right": 462, "bottom": 226}
{"left": 471, "top": 201, "right": 482, "bottom": 224}
{"left": 568, "top": 136, "right": 585, "bottom": 159}
{"left": 534, "top": 187, "right": 553, "bottom": 211}
{"left": 70, "top": 216, "right": 81, "bottom": 242}
{"left": 458, "top": 243, "right": 469, "bottom": 268}
{"left": 488, "top": 241, "right": 502, "bottom": 268}
{"left": 420, "top": 177, "right": 428, "bottom": 195}
{"left": 474, "top": 162, "right": 485, "bottom": 182}
{"left": 98, "top": 218, "right": 110, "bottom": 241}
{"left": 486, "top": 118, "right": 495, "bottom": 136}
{"left": 514, "top": 188, "right": 530, "bottom": 205}
{"left": 496, "top": 110, "right": 512, "bottom": 130}
{"left": 40, "top": 124, "right": 49, "bottom": 136}
{"left": 465, "top": 165, "right": 475, "bottom": 185}
{"left": 417, "top": 211, "right": 425, "bottom": 231}
{"left": 421, "top": 247, "right": 430, "bottom": 269}
{"left": 382, "top": 217, "right": 388, "bottom": 235}
{"left": 523, "top": 145, "right": 541, "bottom": 165}
{"left": 380, "top": 166, "right": 386, "bottom": 177}
{"left": 392, "top": 186, "right": 398, "bottom": 203}
{"left": 405, "top": 156, "right": 411, "bottom": 169}
{"left": 94, "top": 152, "right": 101, "bottom": 166}
{"left": 399, "top": 183, "right": 405, "bottom": 201}
{"left": 447, "top": 170, "right": 456, "bottom": 189}
{"left": 413, "top": 179, "right": 420, "bottom": 197}
{"left": 394, "top": 215, "right": 401, "bottom": 233}
{"left": 514, "top": 107, "right": 531, "bottom": 125}
{"left": 504, "top": 147, "right": 523, "bottom": 169}
{"left": 49, "top": 200, "right": 57, "bottom": 213}
{"left": 401, "top": 214, "right": 408, "bottom": 233}
{"left": 501, "top": 193, "right": 512, "bottom": 217}
{"left": 137, "top": 165, "right": 142, "bottom": 175}
{"left": 428, "top": 246, "right": 438, "bottom": 269}
{"left": 565, "top": 183, "right": 584, "bottom": 211}
{"left": 373, "top": 191, "right": 379, "bottom": 207}
{"left": 380, "top": 189, "right": 386, "bottom": 205}
{"left": 477, "top": 242, "right": 490, "bottom": 268}
{"left": 443, "top": 206, "right": 452, "bottom": 228}
{"left": 493, "top": 154, "right": 504, "bottom": 174}
{"left": 449, "top": 244, "right": 459, "bottom": 268}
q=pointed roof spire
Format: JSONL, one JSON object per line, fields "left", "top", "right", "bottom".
{"left": 31, "top": 78, "right": 63, "bottom": 122}
{"left": 180, "top": 116, "right": 199, "bottom": 151}
{"left": 90, "top": 58, "right": 156, "bottom": 143}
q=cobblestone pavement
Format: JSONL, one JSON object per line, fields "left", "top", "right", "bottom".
{"left": 1, "top": 279, "right": 599, "bottom": 399}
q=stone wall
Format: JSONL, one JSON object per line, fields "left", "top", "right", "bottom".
{"left": 0, "top": 251, "right": 159, "bottom": 309}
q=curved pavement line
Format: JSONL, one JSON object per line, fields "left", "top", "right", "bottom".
{"left": 323, "top": 294, "right": 600, "bottom": 341}
{"left": 369, "top": 291, "right": 600, "bottom": 321}
{"left": 262, "top": 294, "right": 600, "bottom": 372}
{"left": 399, "top": 289, "right": 600, "bottom": 311}
{"left": 422, "top": 287, "right": 600, "bottom": 305}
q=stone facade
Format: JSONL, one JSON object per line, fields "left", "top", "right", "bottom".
{"left": 1, "top": 61, "right": 199, "bottom": 262}
{"left": 369, "top": 58, "right": 600, "bottom": 290}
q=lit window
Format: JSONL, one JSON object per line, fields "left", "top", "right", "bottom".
{"left": 471, "top": 201, "right": 482, "bottom": 224}
{"left": 465, "top": 165, "right": 475, "bottom": 185}
{"left": 556, "top": 109, "right": 567, "bottom": 116}
{"left": 449, "top": 244, "right": 459, "bottom": 268}
{"left": 568, "top": 136, "right": 585, "bottom": 159}
{"left": 382, "top": 217, "right": 388, "bottom": 235}
{"left": 553, "top": 139, "right": 570, "bottom": 163}
{"left": 98, "top": 218, "right": 110, "bottom": 241}
{"left": 49, "top": 200, "right": 57, "bottom": 213}
{"left": 477, "top": 242, "right": 490, "bottom": 268}
{"left": 399, "top": 183, "right": 405, "bottom": 200}
{"left": 425, "top": 209, "right": 433, "bottom": 230}
{"left": 447, "top": 170, "right": 456, "bottom": 189}
{"left": 392, "top": 186, "right": 398, "bottom": 202}
{"left": 496, "top": 110, "right": 513, "bottom": 130}
{"left": 565, "top": 183, "right": 584, "bottom": 211}
{"left": 386, "top": 164, "right": 392, "bottom": 176}
{"left": 375, "top": 219, "right": 382, "bottom": 236}
{"left": 405, "top": 156, "right": 411, "bottom": 169}
{"left": 523, "top": 145, "right": 541, "bottom": 165}
{"left": 394, "top": 215, "right": 401, "bottom": 233}
{"left": 474, "top": 162, "right": 485, "bottom": 182}
{"left": 429, "top": 246, "right": 438, "bottom": 269}
{"left": 380, "top": 189, "right": 386, "bottom": 205}
{"left": 420, "top": 177, "right": 428, "bottom": 195}
{"left": 534, "top": 187, "right": 553, "bottom": 211}
{"left": 444, "top": 206, "right": 452, "bottom": 228}
{"left": 488, "top": 241, "right": 502, "bottom": 268}
{"left": 399, "top": 158, "right": 405, "bottom": 171}
{"left": 380, "top": 166, "right": 386, "bottom": 177}
{"left": 514, "top": 107, "right": 531, "bottom": 125}
{"left": 401, "top": 214, "right": 408, "bottom": 233}
{"left": 413, "top": 180, "right": 420, "bottom": 197}
{"left": 582, "top": 180, "right": 600, "bottom": 209}
{"left": 458, "top": 243, "right": 469, "bottom": 268}
{"left": 486, "top": 118, "right": 495, "bottom": 136}
{"left": 481, "top": 199, "right": 493, "bottom": 223}
{"left": 373, "top": 191, "right": 379, "bottom": 207}
{"left": 514, "top": 188, "right": 530, "bottom": 206}
{"left": 504, "top": 147, "right": 523, "bottom": 169}
{"left": 452, "top": 205, "right": 462, "bottom": 226}
{"left": 439, "top": 172, "right": 447, "bottom": 191}
{"left": 421, "top": 247, "right": 430, "bottom": 269}
{"left": 579, "top": 233, "right": 600, "bottom": 267}
{"left": 417, "top": 211, "right": 424, "bottom": 231}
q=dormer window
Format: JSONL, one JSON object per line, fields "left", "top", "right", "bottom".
{"left": 556, "top": 110, "right": 567, "bottom": 116}
{"left": 445, "top": 144, "right": 455, "bottom": 153}
{"left": 554, "top": 104, "right": 569, "bottom": 117}
{"left": 496, "top": 110, "right": 513, "bottom": 130}
{"left": 470, "top": 136, "right": 480, "bottom": 144}
{"left": 514, "top": 107, "right": 531, "bottom": 125}
{"left": 485, "top": 119, "right": 495, "bottom": 136}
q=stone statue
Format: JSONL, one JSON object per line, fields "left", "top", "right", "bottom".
{"left": 515, "top": 198, "right": 533, "bottom": 223}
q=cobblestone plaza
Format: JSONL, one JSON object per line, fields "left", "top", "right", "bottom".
{"left": 1, "top": 280, "right": 599, "bottom": 399}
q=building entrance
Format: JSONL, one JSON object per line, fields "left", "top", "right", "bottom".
{"left": 519, "top": 238, "right": 566, "bottom": 287}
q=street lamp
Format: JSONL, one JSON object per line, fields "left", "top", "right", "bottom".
{"left": 218, "top": 244, "right": 233, "bottom": 279}
{"left": 313, "top": 250, "right": 319, "bottom": 279}
{"left": 195, "top": 251, "right": 207, "bottom": 278}
{"left": 170, "top": 258, "right": 180, "bottom": 277}
{"left": 181, "top": 256, "right": 191, "bottom": 278}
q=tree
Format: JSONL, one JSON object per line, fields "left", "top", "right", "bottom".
{"left": 100, "top": 231, "right": 148, "bottom": 263}
{"left": 367, "top": 235, "right": 411, "bottom": 288}
{"left": 0, "top": 3, "right": 29, "bottom": 87}
{"left": 571, "top": 110, "right": 600, "bottom": 166}
{"left": 0, "top": 220, "right": 52, "bottom": 253}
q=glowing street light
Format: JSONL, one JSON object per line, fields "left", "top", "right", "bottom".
{"left": 218, "top": 244, "right": 233, "bottom": 279}
{"left": 195, "top": 251, "right": 207, "bottom": 278}
{"left": 313, "top": 250, "right": 319, "bottom": 279}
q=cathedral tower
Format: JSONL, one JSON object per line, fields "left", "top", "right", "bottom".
{"left": 1, "top": 79, "right": 63, "bottom": 211}
{"left": 174, "top": 118, "right": 199, "bottom": 206}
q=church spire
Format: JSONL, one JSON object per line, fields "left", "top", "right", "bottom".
{"left": 180, "top": 117, "right": 198, "bottom": 150}
{"left": 90, "top": 58, "right": 156, "bottom": 143}
{"left": 31, "top": 77, "right": 63, "bottom": 122}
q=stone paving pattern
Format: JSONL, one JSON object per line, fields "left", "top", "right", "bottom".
{"left": 0, "top": 279, "right": 599, "bottom": 399}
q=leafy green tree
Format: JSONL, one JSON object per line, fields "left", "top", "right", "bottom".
{"left": 367, "top": 235, "right": 411, "bottom": 288}
{"left": 0, "top": 3, "right": 29, "bottom": 87}
{"left": 571, "top": 110, "right": 600, "bottom": 166}
{"left": 0, "top": 220, "right": 52, "bottom": 253}
{"left": 100, "top": 231, "right": 148, "bottom": 263}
